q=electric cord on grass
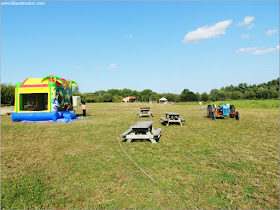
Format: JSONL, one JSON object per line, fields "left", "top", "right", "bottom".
{"left": 116, "top": 130, "right": 175, "bottom": 194}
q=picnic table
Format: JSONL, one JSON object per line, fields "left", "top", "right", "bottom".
{"left": 121, "top": 121, "right": 162, "bottom": 144}
{"left": 160, "top": 112, "right": 185, "bottom": 126}
{"left": 137, "top": 107, "right": 153, "bottom": 118}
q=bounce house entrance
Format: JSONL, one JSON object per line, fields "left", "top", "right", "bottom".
{"left": 20, "top": 93, "right": 48, "bottom": 111}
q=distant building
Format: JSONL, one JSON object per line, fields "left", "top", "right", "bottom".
{"left": 72, "top": 96, "right": 81, "bottom": 106}
{"left": 159, "top": 97, "right": 168, "bottom": 104}
{"left": 122, "top": 96, "right": 136, "bottom": 102}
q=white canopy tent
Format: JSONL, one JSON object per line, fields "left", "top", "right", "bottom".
{"left": 159, "top": 97, "right": 168, "bottom": 104}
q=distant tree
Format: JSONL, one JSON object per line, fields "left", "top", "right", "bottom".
{"left": 201, "top": 92, "right": 209, "bottom": 102}
{"left": 102, "top": 94, "right": 113, "bottom": 102}
{"left": 93, "top": 90, "right": 106, "bottom": 96}
{"left": 256, "top": 87, "right": 265, "bottom": 99}
{"left": 180, "top": 89, "right": 198, "bottom": 101}
{"left": 209, "top": 89, "right": 220, "bottom": 101}
{"left": 122, "top": 88, "right": 133, "bottom": 97}
{"left": 218, "top": 91, "right": 227, "bottom": 100}
{"left": 71, "top": 78, "right": 279, "bottom": 103}
{"left": 1, "top": 84, "right": 15, "bottom": 105}
{"left": 231, "top": 91, "right": 242, "bottom": 100}
{"left": 107, "top": 89, "right": 122, "bottom": 96}
{"left": 139, "top": 89, "right": 154, "bottom": 102}
{"left": 113, "top": 95, "right": 123, "bottom": 102}
{"left": 195, "top": 92, "right": 201, "bottom": 101}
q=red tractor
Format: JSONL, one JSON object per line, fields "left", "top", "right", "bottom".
{"left": 207, "top": 104, "right": 240, "bottom": 120}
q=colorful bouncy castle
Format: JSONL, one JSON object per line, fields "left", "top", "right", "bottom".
{"left": 12, "top": 75, "right": 78, "bottom": 122}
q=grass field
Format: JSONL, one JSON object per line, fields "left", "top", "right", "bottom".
{"left": 177, "top": 99, "right": 279, "bottom": 108}
{"left": 1, "top": 102, "right": 279, "bottom": 209}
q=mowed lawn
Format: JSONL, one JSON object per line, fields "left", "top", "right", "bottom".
{"left": 1, "top": 102, "right": 279, "bottom": 209}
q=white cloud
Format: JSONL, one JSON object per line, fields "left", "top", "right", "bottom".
{"left": 247, "top": 24, "right": 255, "bottom": 29}
{"left": 253, "top": 45, "right": 279, "bottom": 55}
{"left": 235, "top": 45, "right": 279, "bottom": 55}
{"left": 125, "top": 34, "right": 134, "bottom": 39}
{"left": 235, "top": 47, "right": 258, "bottom": 53}
{"left": 182, "top": 19, "right": 232, "bottom": 44}
{"left": 241, "top": 34, "right": 250, "bottom": 39}
{"left": 238, "top": 16, "right": 255, "bottom": 28}
{"left": 266, "top": 29, "right": 277, "bottom": 36}
{"left": 75, "top": 65, "right": 82, "bottom": 69}
{"left": 108, "top": 64, "right": 117, "bottom": 69}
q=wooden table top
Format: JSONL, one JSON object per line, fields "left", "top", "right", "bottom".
{"left": 130, "top": 121, "right": 153, "bottom": 129}
{"left": 165, "top": 112, "right": 180, "bottom": 116}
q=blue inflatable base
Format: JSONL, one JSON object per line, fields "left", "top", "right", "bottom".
{"left": 20, "top": 117, "right": 88, "bottom": 123}
{"left": 12, "top": 111, "right": 78, "bottom": 122}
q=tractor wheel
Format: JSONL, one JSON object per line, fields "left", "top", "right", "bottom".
{"left": 211, "top": 112, "right": 215, "bottom": 120}
{"left": 230, "top": 105, "right": 235, "bottom": 118}
{"left": 207, "top": 105, "right": 212, "bottom": 117}
{"left": 235, "top": 112, "right": 240, "bottom": 120}
{"left": 230, "top": 105, "right": 235, "bottom": 112}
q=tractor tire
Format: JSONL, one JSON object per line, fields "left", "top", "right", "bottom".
{"left": 211, "top": 112, "right": 215, "bottom": 120}
{"left": 235, "top": 112, "right": 240, "bottom": 120}
{"left": 207, "top": 105, "right": 212, "bottom": 117}
{"left": 230, "top": 105, "right": 235, "bottom": 118}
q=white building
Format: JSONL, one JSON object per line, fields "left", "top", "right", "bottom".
{"left": 159, "top": 97, "right": 168, "bottom": 104}
{"left": 72, "top": 96, "right": 81, "bottom": 106}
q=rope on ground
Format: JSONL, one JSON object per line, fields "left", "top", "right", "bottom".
{"left": 116, "top": 130, "right": 158, "bottom": 184}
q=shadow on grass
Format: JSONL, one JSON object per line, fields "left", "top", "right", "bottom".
{"left": 76, "top": 114, "right": 92, "bottom": 117}
{"left": 160, "top": 122, "right": 183, "bottom": 126}
{"left": 122, "top": 138, "right": 160, "bottom": 143}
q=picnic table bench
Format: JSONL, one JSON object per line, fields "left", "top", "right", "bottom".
{"left": 160, "top": 112, "right": 185, "bottom": 126}
{"left": 137, "top": 107, "right": 153, "bottom": 118}
{"left": 121, "top": 121, "right": 162, "bottom": 144}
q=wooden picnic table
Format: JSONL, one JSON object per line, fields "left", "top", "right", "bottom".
{"left": 121, "top": 121, "right": 162, "bottom": 144}
{"left": 137, "top": 107, "right": 153, "bottom": 118}
{"left": 160, "top": 112, "right": 185, "bottom": 126}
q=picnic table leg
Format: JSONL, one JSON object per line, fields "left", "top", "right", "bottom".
{"left": 167, "top": 120, "right": 169, "bottom": 126}
{"left": 127, "top": 139, "right": 132, "bottom": 143}
{"left": 180, "top": 121, "right": 183, "bottom": 126}
{"left": 150, "top": 139, "right": 157, "bottom": 144}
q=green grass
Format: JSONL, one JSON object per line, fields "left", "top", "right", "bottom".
{"left": 1, "top": 102, "right": 279, "bottom": 209}
{"left": 178, "top": 99, "right": 279, "bottom": 108}
{"left": 213, "top": 99, "right": 279, "bottom": 108}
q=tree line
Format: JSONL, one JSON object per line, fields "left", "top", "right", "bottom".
{"left": 73, "top": 78, "right": 279, "bottom": 103}
{"left": 1, "top": 78, "right": 279, "bottom": 105}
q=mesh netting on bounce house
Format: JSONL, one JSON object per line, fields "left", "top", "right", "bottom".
{"left": 12, "top": 75, "right": 86, "bottom": 123}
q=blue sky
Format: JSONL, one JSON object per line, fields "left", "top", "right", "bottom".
{"left": 1, "top": 1, "right": 279, "bottom": 94}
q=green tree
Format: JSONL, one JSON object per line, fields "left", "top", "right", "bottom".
{"left": 113, "top": 95, "right": 123, "bottom": 102}
{"left": 122, "top": 88, "right": 133, "bottom": 97}
{"left": 201, "top": 92, "right": 209, "bottom": 102}
{"left": 107, "top": 89, "right": 122, "bottom": 96}
{"left": 231, "top": 91, "right": 242, "bottom": 100}
{"left": 102, "top": 94, "right": 113, "bottom": 102}
{"left": 1, "top": 84, "right": 15, "bottom": 105}
{"left": 209, "top": 89, "right": 220, "bottom": 101}
{"left": 180, "top": 89, "right": 198, "bottom": 101}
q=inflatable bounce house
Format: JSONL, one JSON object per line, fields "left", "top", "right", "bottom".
{"left": 12, "top": 75, "right": 80, "bottom": 123}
